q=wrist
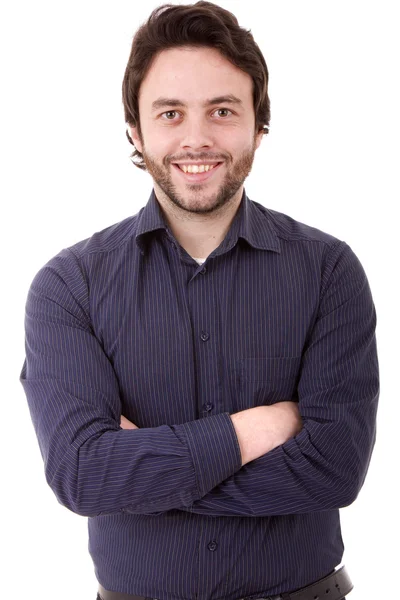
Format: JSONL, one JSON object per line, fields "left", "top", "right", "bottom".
{"left": 230, "top": 407, "right": 270, "bottom": 466}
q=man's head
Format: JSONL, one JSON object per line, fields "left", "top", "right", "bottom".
{"left": 122, "top": 2, "right": 270, "bottom": 215}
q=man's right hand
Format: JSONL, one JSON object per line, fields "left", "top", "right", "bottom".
{"left": 230, "top": 402, "right": 303, "bottom": 466}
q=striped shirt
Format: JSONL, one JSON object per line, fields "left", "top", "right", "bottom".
{"left": 20, "top": 189, "right": 379, "bottom": 600}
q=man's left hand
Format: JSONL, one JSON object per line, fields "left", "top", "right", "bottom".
{"left": 120, "top": 415, "right": 139, "bottom": 429}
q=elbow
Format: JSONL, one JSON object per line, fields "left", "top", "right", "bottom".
{"left": 49, "top": 480, "right": 115, "bottom": 517}
{"left": 47, "top": 472, "right": 97, "bottom": 517}
{"left": 45, "top": 454, "right": 110, "bottom": 518}
{"left": 336, "top": 435, "right": 377, "bottom": 508}
{"left": 337, "top": 480, "right": 362, "bottom": 508}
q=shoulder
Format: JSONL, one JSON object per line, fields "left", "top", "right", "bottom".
{"left": 27, "top": 210, "right": 144, "bottom": 296}
{"left": 251, "top": 200, "right": 340, "bottom": 248}
{"left": 67, "top": 211, "right": 143, "bottom": 259}
{"left": 249, "top": 200, "right": 369, "bottom": 293}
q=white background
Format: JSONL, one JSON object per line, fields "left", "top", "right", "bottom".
{"left": 1, "top": 1, "right": 398, "bottom": 599}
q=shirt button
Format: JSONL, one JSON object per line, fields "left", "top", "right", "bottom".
{"left": 200, "top": 331, "right": 210, "bottom": 342}
{"left": 207, "top": 541, "right": 218, "bottom": 551}
{"left": 200, "top": 267, "right": 207, "bottom": 274}
{"left": 204, "top": 403, "right": 213, "bottom": 412}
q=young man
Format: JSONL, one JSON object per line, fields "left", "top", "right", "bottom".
{"left": 21, "top": 2, "right": 378, "bottom": 600}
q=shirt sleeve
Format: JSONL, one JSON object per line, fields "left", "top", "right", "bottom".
{"left": 175, "top": 241, "right": 380, "bottom": 516}
{"left": 20, "top": 248, "right": 242, "bottom": 518}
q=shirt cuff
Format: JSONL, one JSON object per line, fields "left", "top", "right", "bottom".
{"left": 179, "top": 412, "right": 242, "bottom": 499}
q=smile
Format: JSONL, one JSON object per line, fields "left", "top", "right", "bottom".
{"left": 171, "top": 162, "right": 223, "bottom": 182}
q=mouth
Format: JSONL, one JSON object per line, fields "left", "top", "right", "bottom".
{"left": 171, "top": 162, "right": 224, "bottom": 183}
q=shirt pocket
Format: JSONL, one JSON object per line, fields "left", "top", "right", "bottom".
{"left": 235, "top": 356, "right": 302, "bottom": 411}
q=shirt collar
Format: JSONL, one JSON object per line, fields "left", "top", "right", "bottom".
{"left": 231, "top": 189, "right": 281, "bottom": 254}
{"left": 135, "top": 188, "right": 280, "bottom": 255}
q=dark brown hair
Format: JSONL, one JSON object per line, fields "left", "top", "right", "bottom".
{"left": 122, "top": 1, "right": 270, "bottom": 170}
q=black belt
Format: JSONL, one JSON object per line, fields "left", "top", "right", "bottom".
{"left": 98, "top": 564, "right": 353, "bottom": 600}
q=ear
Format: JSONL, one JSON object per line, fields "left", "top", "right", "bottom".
{"left": 127, "top": 125, "right": 143, "bottom": 154}
{"left": 254, "top": 128, "right": 264, "bottom": 150}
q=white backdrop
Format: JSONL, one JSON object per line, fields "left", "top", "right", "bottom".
{"left": 1, "top": 1, "right": 398, "bottom": 599}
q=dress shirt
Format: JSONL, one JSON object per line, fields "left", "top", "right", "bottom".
{"left": 20, "top": 189, "right": 379, "bottom": 600}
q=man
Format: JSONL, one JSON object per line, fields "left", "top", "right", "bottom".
{"left": 20, "top": 2, "right": 378, "bottom": 600}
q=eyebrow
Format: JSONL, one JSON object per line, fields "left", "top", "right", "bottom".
{"left": 151, "top": 94, "right": 243, "bottom": 112}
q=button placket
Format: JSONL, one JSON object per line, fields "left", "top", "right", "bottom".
{"left": 187, "top": 258, "right": 220, "bottom": 426}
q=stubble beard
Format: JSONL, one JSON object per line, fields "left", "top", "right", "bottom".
{"left": 141, "top": 140, "right": 257, "bottom": 215}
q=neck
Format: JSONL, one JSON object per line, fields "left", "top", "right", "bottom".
{"left": 153, "top": 184, "right": 244, "bottom": 258}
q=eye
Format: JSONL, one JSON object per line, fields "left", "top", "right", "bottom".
{"left": 213, "top": 108, "right": 233, "bottom": 118}
{"left": 161, "top": 110, "right": 180, "bottom": 120}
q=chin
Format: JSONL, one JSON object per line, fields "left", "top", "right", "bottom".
{"left": 180, "top": 194, "right": 232, "bottom": 214}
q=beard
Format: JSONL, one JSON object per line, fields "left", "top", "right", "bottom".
{"left": 140, "top": 139, "right": 257, "bottom": 215}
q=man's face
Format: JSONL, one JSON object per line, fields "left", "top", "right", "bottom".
{"left": 131, "top": 47, "right": 262, "bottom": 213}
{"left": 130, "top": 46, "right": 263, "bottom": 215}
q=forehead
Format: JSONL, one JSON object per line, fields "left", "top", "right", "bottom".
{"left": 139, "top": 46, "right": 254, "bottom": 106}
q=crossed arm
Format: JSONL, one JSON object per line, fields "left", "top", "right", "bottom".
{"left": 119, "top": 241, "right": 379, "bottom": 518}
{"left": 120, "top": 401, "right": 303, "bottom": 467}
{"left": 21, "top": 242, "right": 379, "bottom": 518}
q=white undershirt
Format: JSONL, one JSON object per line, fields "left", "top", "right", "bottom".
{"left": 192, "top": 257, "right": 206, "bottom": 265}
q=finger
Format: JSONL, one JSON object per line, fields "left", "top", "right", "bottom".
{"left": 120, "top": 415, "right": 139, "bottom": 429}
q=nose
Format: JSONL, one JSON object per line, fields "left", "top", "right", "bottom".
{"left": 179, "top": 114, "right": 214, "bottom": 152}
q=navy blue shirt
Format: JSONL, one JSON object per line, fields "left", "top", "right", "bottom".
{"left": 20, "top": 190, "right": 379, "bottom": 600}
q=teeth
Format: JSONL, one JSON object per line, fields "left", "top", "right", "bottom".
{"left": 179, "top": 164, "right": 217, "bottom": 173}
